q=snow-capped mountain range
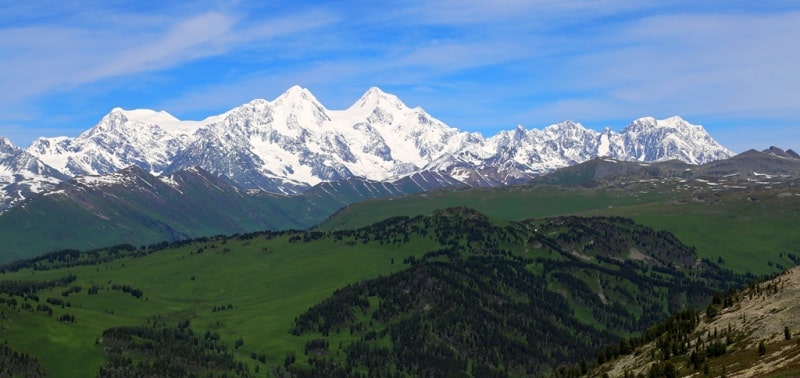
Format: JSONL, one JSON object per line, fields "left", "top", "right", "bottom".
{"left": 1, "top": 85, "right": 732, "bottom": 210}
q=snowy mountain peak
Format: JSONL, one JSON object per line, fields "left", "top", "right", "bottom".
{"left": 350, "top": 87, "right": 409, "bottom": 113}
{"left": 550, "top": 120, "right": 581, "bottom": 128}
{"left": 86, "top": 109, "right": 128, "bottom": 135}
{"left": 268, "top": 86, "right": 330, "bottom": 127}
{"left": 114, "top": 108, "right": 181, "bottom": 125}
{"left": 623, "top": 116, "right": 708, "bottom": 136}
{"left": 625, "top": 116, "right": 695, "bottom": 132}
{"left": 661, "top": 115, "right": 688, "bottom": 124}
{"left": 273, "top": 85, "right": 324, "bottom": 108}
{"left": 0, "top": 135, "right": 15, "bottom": 152}
{"left": 616, "top": 116, "right": 732, "bottom": 164}
{"left": 511, "top": 125, "right": 527, "bottom": 141}
{"left": 542, "top": 120, "right": 592, "bottom": 138}
{"left": 234, "top": 98, "right": 271, "bottom": 115}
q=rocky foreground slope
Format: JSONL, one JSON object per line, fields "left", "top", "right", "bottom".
{"left": 596, "top": 265, "right": 800, "bottom": 377}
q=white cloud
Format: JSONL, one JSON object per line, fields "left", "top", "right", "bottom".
{"left": 0, "top": 6, "right": 336, "bottom": 109}
{"left": 2, "top": 1, "right": 800, "bottom": 152}
{"left": 524, "top": 11, "right": 800, "bottom": 126}
{"left": 395, "top": 0, "right": 659, "bottom": 27}
{"left": 83, "top": 12, "right": 237, "bottom": 82}
{"left": 572, "top": 13, "right": 800, "bottom": 113}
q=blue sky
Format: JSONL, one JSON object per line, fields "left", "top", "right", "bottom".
{"left": 1, "top": 1, "right": 799, "bottom": 153}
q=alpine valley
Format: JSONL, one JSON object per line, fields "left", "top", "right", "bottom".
{"left": 2, "top": 87, "right": 800, "bottom": 377}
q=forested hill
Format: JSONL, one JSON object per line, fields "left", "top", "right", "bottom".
{"left": 281, "top": 209, "right": 749, "bottom": 376}
{"left": 0, "top": 208, "right": 751, "bottom": 377}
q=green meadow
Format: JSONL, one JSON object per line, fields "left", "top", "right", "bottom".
{"left": 320, "top": 183, "right": 800, "bottom": 275}
{"left": 0, "top": 235, "right": 429, "bottom": 376}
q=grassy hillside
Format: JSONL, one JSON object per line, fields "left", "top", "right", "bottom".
{"left": 599, "top": 187, "right": 800, "bottom": 276}
{"left": 0, "top": 209, "right": 748, "bottom": 377}
{"left": 319, "top": 180, "right": 800, "bottom": 275}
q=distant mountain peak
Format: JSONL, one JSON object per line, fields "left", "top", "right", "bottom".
{"left": 662, "top": 114, "right": 688, "bottom": 123}
{"left": 625, "top": 116, "right": 657, "bottom": 131}
{"left": 272, "top": 85, "right": 322, "bottom": 108}
{"left": 625, "top": 115, "right": 697, "bottom": 132}
{"left": 545, "top": 120, "right": 585, "bottom": 131}
{"left": 350, "top": 86, "right": 408, "bottom": 112}
{"left": 80, "top": 107, "right": 184, "bottom": 139}
{"left": 0, "top": 135, "right": 15, "bottom": 151}
{"left": 762, "top": 146, "right": 800, "bottom": 160}
{"left": 112, "top": 108, "right": 181, "bottom": 125}
{"left": 281, "top": 84, "right": 312, "bottom": 96}
{"left": 512, "top": 125, "right": 527, "bottom": 140}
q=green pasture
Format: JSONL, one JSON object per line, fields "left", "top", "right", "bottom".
{"left": 319, "top": 186, "right": 667, "bottom": 230}
{"left": 320, "top": 185, "right": 800, "bottom": 275}
{"left": 0, "top": 235, "right": 436, "bottom": 377}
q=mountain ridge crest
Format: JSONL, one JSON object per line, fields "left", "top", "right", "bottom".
{"left": 2, "top": 86, "right": 733, "bottom": 207}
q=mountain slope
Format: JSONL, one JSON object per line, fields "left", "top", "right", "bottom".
{"left": 0, "top": 166, "right": 471, "bottom": 262}
{"left": 529, "top": 146, "right": 800, "bottom": 187}
{"left": 530, "top": 157, "right": 692, "bottom": 186}
{"left": 0, "top": 166, "right": 302, "bottom": 262}
{"left": 692, "top": 147, "right": 800, "bottom": 179}
{"left": 22, "top": 87, "right": 732, "bottom": 197}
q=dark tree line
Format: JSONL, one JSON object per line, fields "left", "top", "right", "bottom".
{"left": 0, "top": 228, "right": 300, "bottom": 274}
{"left": 0, "top": 342, "right": 46, "bottom": 377}
{"left": 98, "top": 321, "right": 253, "bottom": 378}
{"left": 0, "top": 274, "right": 76, "bottom": 296}
{"left": 109, "top": 284, "right": 143, "bottom": 298}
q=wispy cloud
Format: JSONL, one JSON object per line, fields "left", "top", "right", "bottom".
{"left": 0, "top": 3, "right": 336, "bottom": 110}
{"left": 527, "top": 11, "right": 800, "bottom": 122}
{"left": 1, "top": 1, "right": 799, "bottom": 151}
{"left": 84, "top": 12, "right": 237, "bottom": 82}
